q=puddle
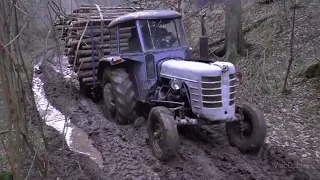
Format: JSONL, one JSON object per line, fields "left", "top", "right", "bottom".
{"left": 32, "top": 56, "right": 104, "bottom": 168}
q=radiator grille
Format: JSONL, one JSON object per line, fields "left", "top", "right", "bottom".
{"left": 201, "top": 74, "right": 236, "bottom": 108}
{"left": 229, "top": 73, "right": 236, "bottom": 105}
{"left": 201, "top": 76, "right": 222, "bottom": 108}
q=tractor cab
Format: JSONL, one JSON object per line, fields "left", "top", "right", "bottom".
{"left": 106, "top": 10, "right": 189, "bottom": 61}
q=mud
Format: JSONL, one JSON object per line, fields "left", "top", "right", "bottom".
{"left": 24, "top": 83, "right": 106, "bottom": 180}
{"left": 37, "top": 50, "right": 319, "bottom": 179}
{"left": 32, "top": 56, "right": 104, "bottom": 168}
{"left": 37, "top": 125, "right": 106, "bottom": 180}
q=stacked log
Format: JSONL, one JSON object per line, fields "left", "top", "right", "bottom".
{"left": 59, "top": 4, "right": 144, "bottom": 86}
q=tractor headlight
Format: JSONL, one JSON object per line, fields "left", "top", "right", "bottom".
{"left": 170, "top": 79, "right": 182, "bottom": 90}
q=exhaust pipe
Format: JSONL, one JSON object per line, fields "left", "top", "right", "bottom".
{"left": 199, "top": 37, "right": 208, "bottom": 60}
{"left": 199, "top": 13, "right": 208, "bottom": 60}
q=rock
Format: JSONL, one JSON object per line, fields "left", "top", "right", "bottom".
{"left": 288, "top": 152, "right": 297, "bottom": 156}
{"left": 133, "top": 116, "right": 146, "bottom": 128}
{"left": 301, "top": 154, "right": 308, "bottom": 158}
{"left": 315, "top": 151, "right": 320, "bottom": 158}
{"left": 35, "top": 67, "right": 43, "bottom": 74}
{"left": 298, "top": 61, "right": 320, "bottom": 78}
{"left": 78, "top": 104, "right": 89, "bottom": 113}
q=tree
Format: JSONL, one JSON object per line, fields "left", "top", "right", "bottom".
{"left": 196, "top": 0, "right": 246, "bottom": 63}
{"left": 222, "top": 0, "right": 245, "bottom": 63}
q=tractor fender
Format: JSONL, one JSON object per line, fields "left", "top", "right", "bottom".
{"left": 97, "top": 56, "right": 126, "bottom": 80}
{"left": 99, "top": 56, "right": 126, "bottom": 66}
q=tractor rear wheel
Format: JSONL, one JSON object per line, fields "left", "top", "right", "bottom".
{"left": 147, "top": 106, "right": 179, "bottom": 161}
{"left": 102, "top": 67, "right": 136, "bottom": 125}
{"left": 226, "top": 104, "right": 267, "bottom": 153}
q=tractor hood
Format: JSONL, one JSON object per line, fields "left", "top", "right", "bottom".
{"left": 159, "top": 59, "right": 237, "bottom": 122}
{"left": 160, "top": 59, "right": 236, "bottom": 81}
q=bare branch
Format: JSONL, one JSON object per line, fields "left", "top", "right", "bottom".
{"left": 3, "top": 18, "right": 30, "bottom": 48}
{"left": 283, "top": 3, "right": 297, "bottom": 92}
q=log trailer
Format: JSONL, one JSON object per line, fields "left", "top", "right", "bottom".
{"left": 58, "top": 4, "right": 267, "bottom": 161}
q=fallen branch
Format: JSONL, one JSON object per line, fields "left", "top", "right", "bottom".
{"left": 209, "top": 14, "right": 274, "bottom": 48}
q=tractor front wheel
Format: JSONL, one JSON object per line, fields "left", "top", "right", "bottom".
{"left": 226, "top": 104, "right": 267, "bottom": 153}
{"left": 102, "top": 67, "right": 136, "bottom": 125}
{"left": 147, "top": 106, "right": 179, "bottom": 161}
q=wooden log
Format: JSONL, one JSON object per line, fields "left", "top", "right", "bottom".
{"left": 70, "top": 12, "right": 130, "bottom": 18}
{"left": 71, "top": 19, "right": 113, "bottom": 27}
{"left": 83, "top": 77, "right": 95, "bottom": 83}
{"left": 68, "top": 31, "right": 108, "bottom": 39}
{"left": 66, "top": 33, "right": 131, "bottom": 47}
{"left": 77, "top": 50, "right": 100, "bottom": 56}
{"left": 78, "top": 4, "right": 143, "bottom": 9}
{"left": 75, "top": 15, "right": 126, "bottom": 19}
{"left": 80, "top": 43, "right": 128, "bottom": 50}
{"left": 67, "top": 29, "right": 116, "bottom": 39}
{"left": 74, "top": 27, "right": 131, "bottom": 36}
{"left": 75, "top": 9, "right": 138, "bottom": 14}
{"left": 74, "top": 61, "right": 99, "bottom": 71}
{"left": 67, "top": 39, "right": 130, "bottom": 57}
{"left": 78, "top": 56, "right": 99, "bottom": 63}
{"left": 108, "top": 38, "right": 129, "bottom": 44}
{"left": 68, "top": 56, "right": 99, "bottom": 64}
{"left": 68, "top": 38, "right": 129, "bottom": 52}
{"left": 85, "top": 81, "right": 101, "bottom": 86}
{"left": 118, "top": 47, "right": 131, "bottom": 52}
{"left": 78, "top": 70, "right": 97, "bottom": 79}
{"left": 77, "top": 49, "right": 107, "bottom": 56}
{"left": 74, "top": 11, "right": 133, "bottom": 15}
{"left": 68, "top": 24, "right": 131, "bottom": 31}
{"left": 77, "top": 9, "right": 141, "bottom": 15}
{"left": 66, "top": 36, "right": 109, "bottom": 47}
{"left": 78, "top": 6, "right": 143, "bottom": 10}
{"left": 67, "top": 34, "right": 92, "bottom": 39}
{"left": 69, "top": 25, "right": 109, "bottom": 30}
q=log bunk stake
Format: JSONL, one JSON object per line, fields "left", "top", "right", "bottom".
{"left": 56, "top": 4, "right": 144, "bottom": 87}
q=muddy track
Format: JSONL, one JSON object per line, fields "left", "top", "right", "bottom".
{"left": 38, "top": 52, "right": 318, "bottom": 180}
{"left": 24, "top": 80, "right": 107, "bottom": 180}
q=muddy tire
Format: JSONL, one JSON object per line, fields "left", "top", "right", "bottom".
{"left": 102, "top": 67, "right": 136, "bottom": 125}
{"left": 147, "top": 106, "right": 179, "bottom": 161}
{"left": 226, "top": 104, "right": 267, "bottom": 153}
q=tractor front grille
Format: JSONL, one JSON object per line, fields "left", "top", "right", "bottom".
{"left": 201, "top": 76, "right": 222, "bottom": 108}
{"left": 201, "top": 74, "right": 236, "bottom": 108}
{"left": 229, "top": 74, "right": 236, "bottom": 105}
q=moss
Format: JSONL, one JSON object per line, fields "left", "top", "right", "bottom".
{"left": 0, "top": 171, "right": 13, "bottom": 180}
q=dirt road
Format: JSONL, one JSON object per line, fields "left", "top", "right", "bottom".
{"left": 33, "top": 50, "right": 319, "bottom": 180}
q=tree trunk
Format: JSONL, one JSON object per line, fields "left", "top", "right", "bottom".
{"left": 222, "top": 0, "right": 245, "bottom": 63}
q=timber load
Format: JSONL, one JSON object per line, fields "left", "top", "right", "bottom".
{"left": 57, "top": 4, "right": 145, "bottom": 86}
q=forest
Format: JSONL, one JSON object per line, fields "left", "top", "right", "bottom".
{"left": 0, "top": 0, "right": 319, "bottom": 179}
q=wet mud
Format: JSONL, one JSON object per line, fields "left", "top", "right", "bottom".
{"left": 36, "top": 50, "right": 319, "bottom": 179}
{"left": 33, "top": 55, "right": 104, "bottom": 168}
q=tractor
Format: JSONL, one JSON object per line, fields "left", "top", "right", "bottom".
{"left": 72, "top": 9, "right": 267, "bottom": 161}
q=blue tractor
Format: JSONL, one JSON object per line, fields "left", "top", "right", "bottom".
{"left": 73, "top": 9, "right": 267, "bottom": 161}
